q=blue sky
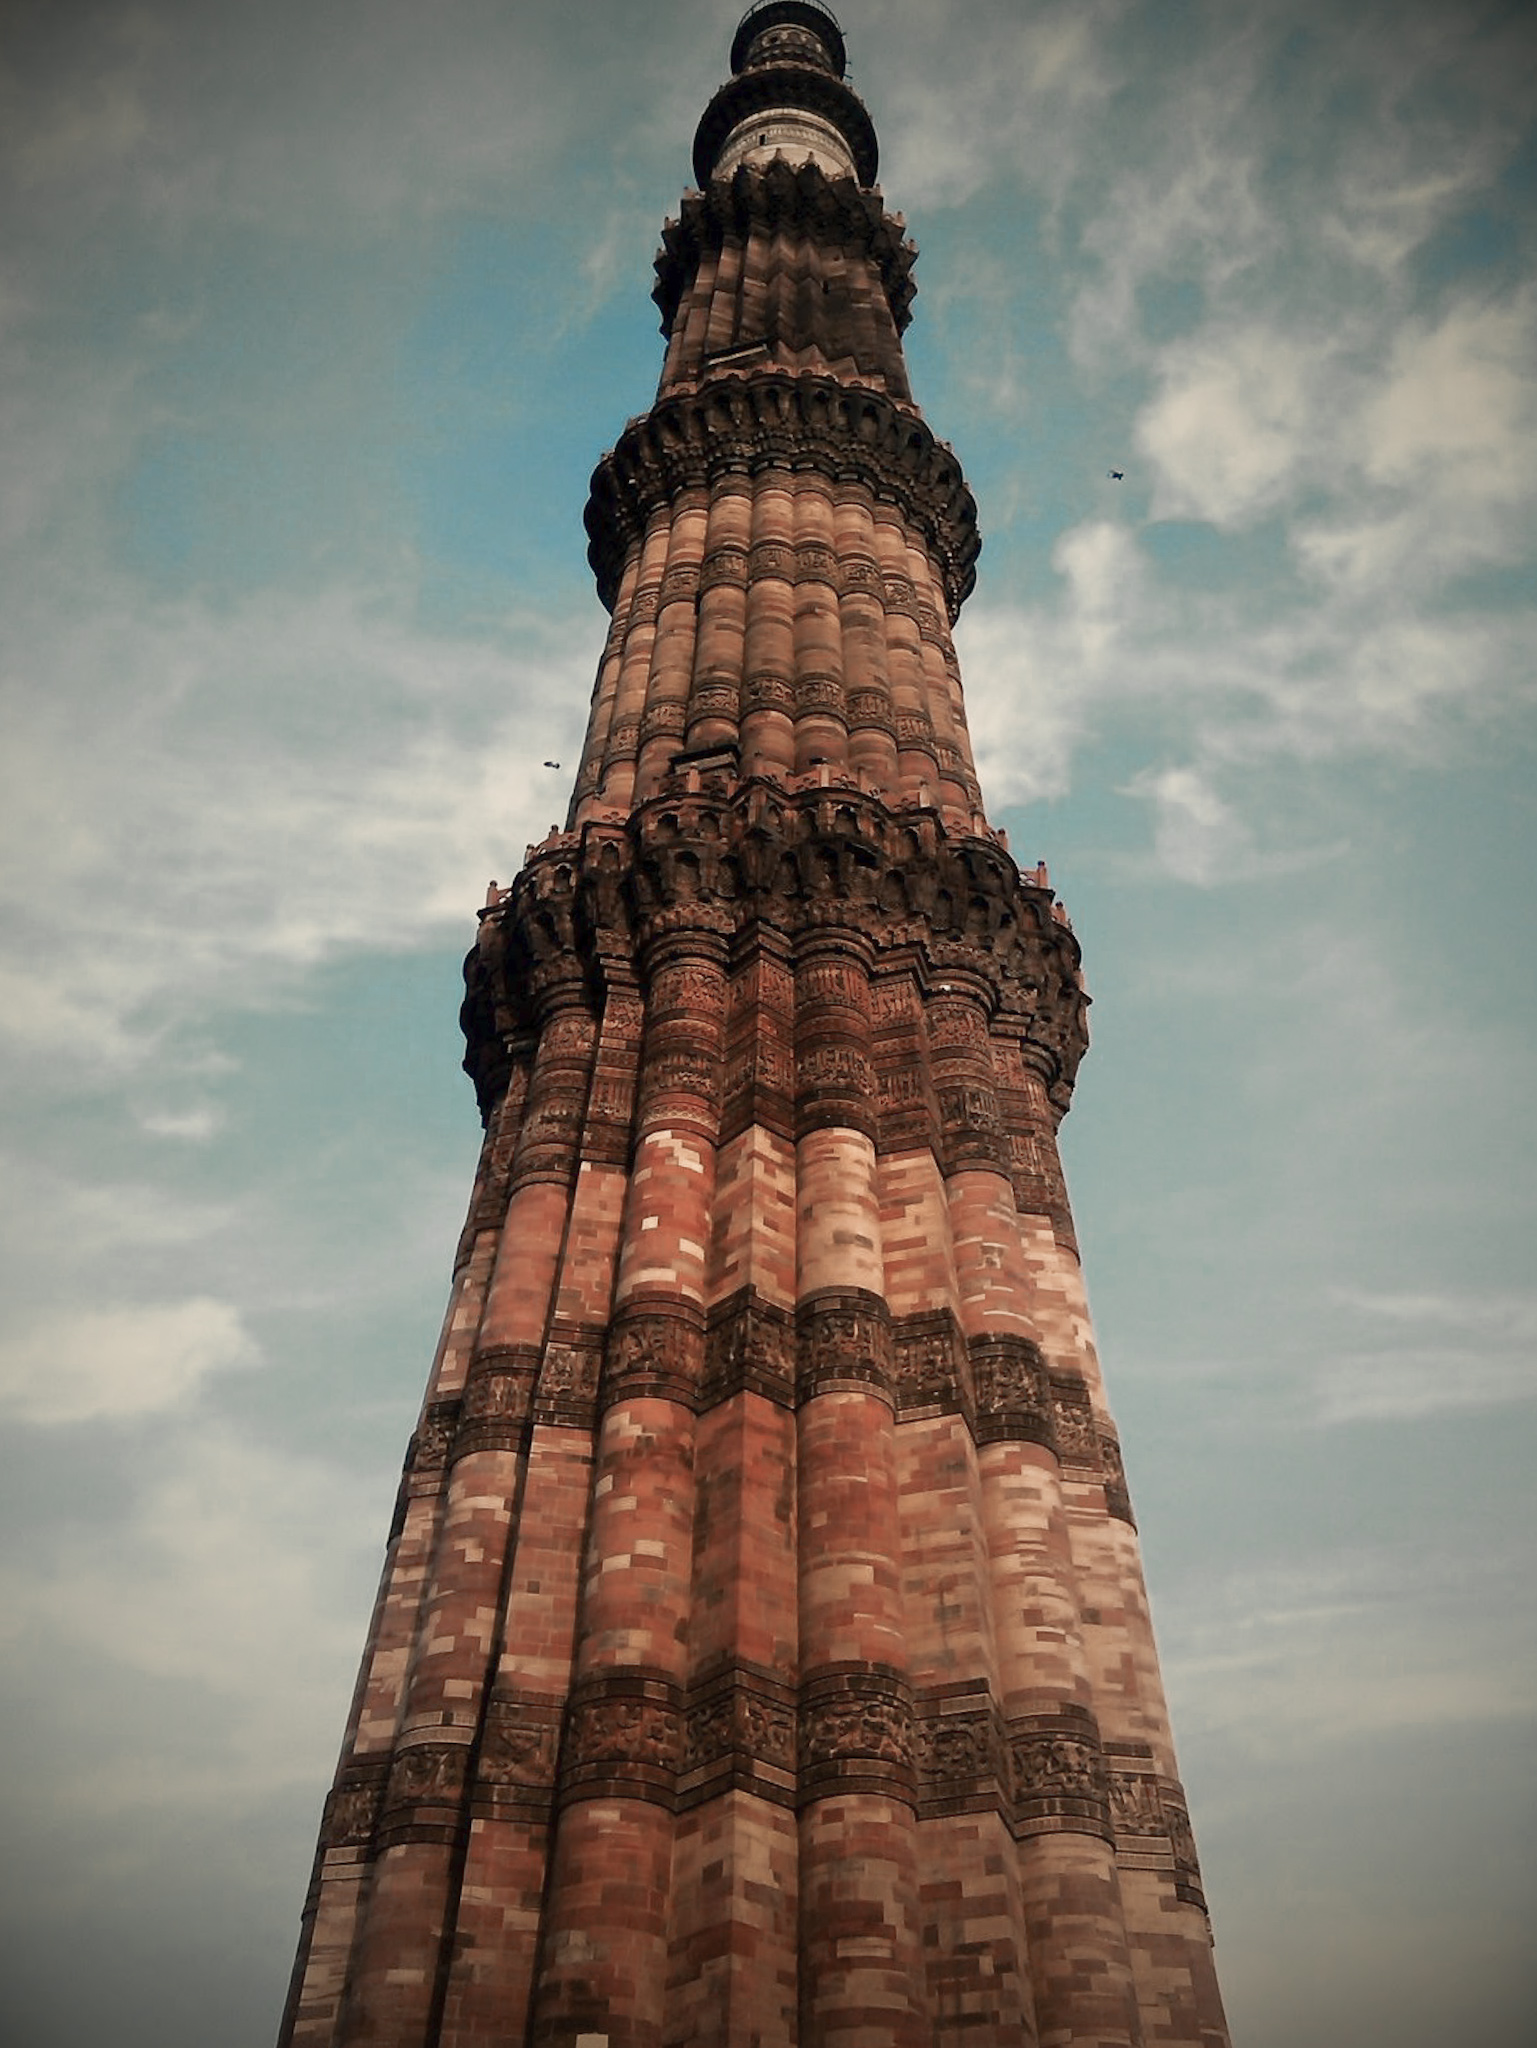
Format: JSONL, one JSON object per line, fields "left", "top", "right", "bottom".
{"left": 1, "top": 2, "right": 1534, "bottom": 2043}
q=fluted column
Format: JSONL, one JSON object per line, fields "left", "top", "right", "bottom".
{"left": 741, "top": 472, "right": 798, "bottom": 780}
{"left": 280, "top": 1051, "right": 534, "bottom": 2048}
{"left": 599, "top": 508, "right": 674, "bottom": 815}
{"left": 835, "top": 483, "right": 900, "bottom": 792}
{"left": 871, "top": 507, "right": 942, "bottom": 806}
{"left": 686, "top": 478, "right": 751, "bottom": 754}
{"left": 908, "top": 540, "right": 976, "bottom": 827}
{"left": 571, "top": 548, "right": 643, "bottom": 823}
{"left": 666, "top": 925, "right": 801, "bottom": 2048}
{"left": 635, "top": 490, "right": 708, "bottom": 799}
{"left": 793, "top": 927, "right": 927, "bottom": 2048}
{"left": 928, "top": 979, "right": 1142, "bottom": 2048}
{"left": 529, "top": 930, "right": 725, "bottom": 2048}
{"left": 435, "top": 951, "right": 643, "bottom": 2045}
{"left": 789, "top": 473, "right": 847, "bottom": 775}
{"left": 337, "top": 967, "right": 597, "bottom": 2047}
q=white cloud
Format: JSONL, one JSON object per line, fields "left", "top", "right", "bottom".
{"left": 1313, "top": 1288, "right": 1537, "bottom": 1423}
{"left": 1068, "top": 126, "right": 1273, "bottom": 370}
{"left": 1316, "top": 1350, "right": 1537, "bottom": 1424}
{"left": 0, "top": 1297, "right": 258, "bottom": 1425}
{"left": 1317, "top": 3, "right": 1535, "bottom": 279}
{"left": 966, "top": 492, "right": 1537, "bottom": 878}
{"left": 959, "top": 521, "right": 1153, "bottom": 808}
{"left": 1333, "top": 1288, "right": 1537, "bottom": 1338}
{"left": 1163, "top": 1552, "right": 1537, "bottom": 1761}
{"left": 136, "top": 1103, "right": 226, "bottom": 1141}
{"left": 872, "top": 0, "right": 1126, "bottom": 211}
{"left": 0, "top": 1421, "right": 382, "bottom": 1809}
{"left": 0, "top": 577, "right": 598, "bottom": 1080}
{"left": 0, "top": 0, "right": 591, "bottom": 241}
{"left": 1298, "top": 289, "right": 1537, "bottom": 595}
{"left": 1138, "top": 323, "right": 1318, "bottom": 527}
{"left": 1125, "top": 764, "right": 1250, "bottom": 885}
{"left": 0, "top": 1155, "right": 239, "bottom": 1270}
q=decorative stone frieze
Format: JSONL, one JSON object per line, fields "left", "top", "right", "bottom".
{"left": 703, "top": 1287, "right": 796, "bottom": 1409}
{"left": 376, "top": 1739, "right": 473, "bottom": 1847}
{"left": 678, "top": 1665, "right": 798, "bottom": 1810}
{"left": 741, "top": 668, "right": 796, "bottom": 717}
{"left": 659, "top": 560, "right": 699, "bottom": 606}
{"left": 1108, "top": 1759, "right": 1163, "bottom": 1836}
{"left": 970, "top": 1332, "right": 1055, "bottom": 1450}
{"left": 586, "top": 373, "right": 980, "bottom": 620}
{"left": 319, "top": 1757, "right": 390, "bottom": 1853}
{"left": 453, "top": 1344, "right": 539, "bottom": 1460}
{"left": 913, "top": 1683, "right": 1012, "bottom": 1819}
{"left": 602, "top": 1305, "right": 705, "bottom": 1410}
{"left": 406, "top": 1397, "right": 460, "bottom": 1490}
{"left": 1050, "top": 1368, "right": 1099, "bottom": 1469}
{"left": 796, "top": 1287, "right": 894, "bottom": 1405}
{"left": 1106, "top": 1752, "right": 1207, "bottom": 1908}
{"left": 474, "top": 1693, "right": 563, "bottom": 1814}
{"left": 1097, "top": 1422, "right": 1136, "bottom": 1526}
{"left": 892, "top": 1308, "right": 969, "bottom": 1419}
{"left": 698, "top": 545, "right": 749, "bottom": 591}
{"left": 799, "top": 1664, "right": 916, "bottom": 1804}
{"left": 528, "top": 1327, "right": 604, "bottom": 1430}
{"left": 559, "top": 1672, "right": 686, "bottom": 1809}
{"left": 844, "top": 686, "right": 898, "bottom": 736}
{"left": 1009, "top": 1706, "right": 1113, "bottom": 1843}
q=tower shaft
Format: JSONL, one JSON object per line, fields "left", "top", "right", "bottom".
{"left": 281, "top": 8, "right": 1229, "bottom": 2045}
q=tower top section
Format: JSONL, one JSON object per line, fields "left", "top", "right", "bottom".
{"left": 695, "top": 0, "right": 877, "bottom": 188}
{"left": 730, "top": 0, "right": 847, "bottom": 78}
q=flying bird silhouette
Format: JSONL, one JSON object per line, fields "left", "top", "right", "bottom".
{"left": 1108, "top": 469, "right": 1124, "bottom": 481}
{"left": 543, "top": 760, "right": 561, "bottom": 769}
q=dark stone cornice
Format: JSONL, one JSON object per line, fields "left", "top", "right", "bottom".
{"left": 461, "top": 775, "right": 1088, "bottom": 1121}
{"left": 653, "top": 159, "right": 917, "bottom": 338}
{"left": 585, "top": 370, "right": 980, "bottom": 620}
{"left": 693, "top": 61, "right": 878, "bottom": 188}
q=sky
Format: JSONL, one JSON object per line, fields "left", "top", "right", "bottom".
{"left": 1, "top": 0, "right": 1534, "bottom": 2042}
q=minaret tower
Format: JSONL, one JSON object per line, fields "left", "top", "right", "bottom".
{"left": 280, "top": 8, "right": 1230, "bottom": 2046}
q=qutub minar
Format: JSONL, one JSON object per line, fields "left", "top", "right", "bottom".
{"left": 280, "top": 6, "right": 1230, "bottom": 2044}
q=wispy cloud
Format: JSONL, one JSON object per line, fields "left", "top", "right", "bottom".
{"left": 1311, "top": 1288, "right": 1537, "bottom": 1423}
{"left": 1138, "top": 322, "right": 1323, "bottom": 528}
{"left": 0, "top": 1298, "right": 258, "bottom": 1426}
{"left": 0, "top": 1421, "right": 381, "bottom": 1804}
{"left": 875, "top": 0, "right": 1127, "bottom": 212}
{"left": 0, "top": 578, "right": 596, "bottom": 1080}
{"left": 1163, "top": 1549, "right": 1537, "bottom": 1759}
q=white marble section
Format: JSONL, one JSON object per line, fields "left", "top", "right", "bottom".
{"left": 714, "top": 108, "right": 857, "bottom": 182}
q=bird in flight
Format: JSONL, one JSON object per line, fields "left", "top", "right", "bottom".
{"left": 543, "top": 760, "right": 561, "bottom": 769}
{"left": 1107, "top": 469, "right": 1124, "bottom": 481}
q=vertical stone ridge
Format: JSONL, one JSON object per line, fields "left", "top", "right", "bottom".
{"left": 280, "top": 8, "right": 1230, "bottom": 2046}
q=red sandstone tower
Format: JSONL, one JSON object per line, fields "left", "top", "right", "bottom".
{"left": 279, "top": 7, "right": 1230, "bottom": 2045}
